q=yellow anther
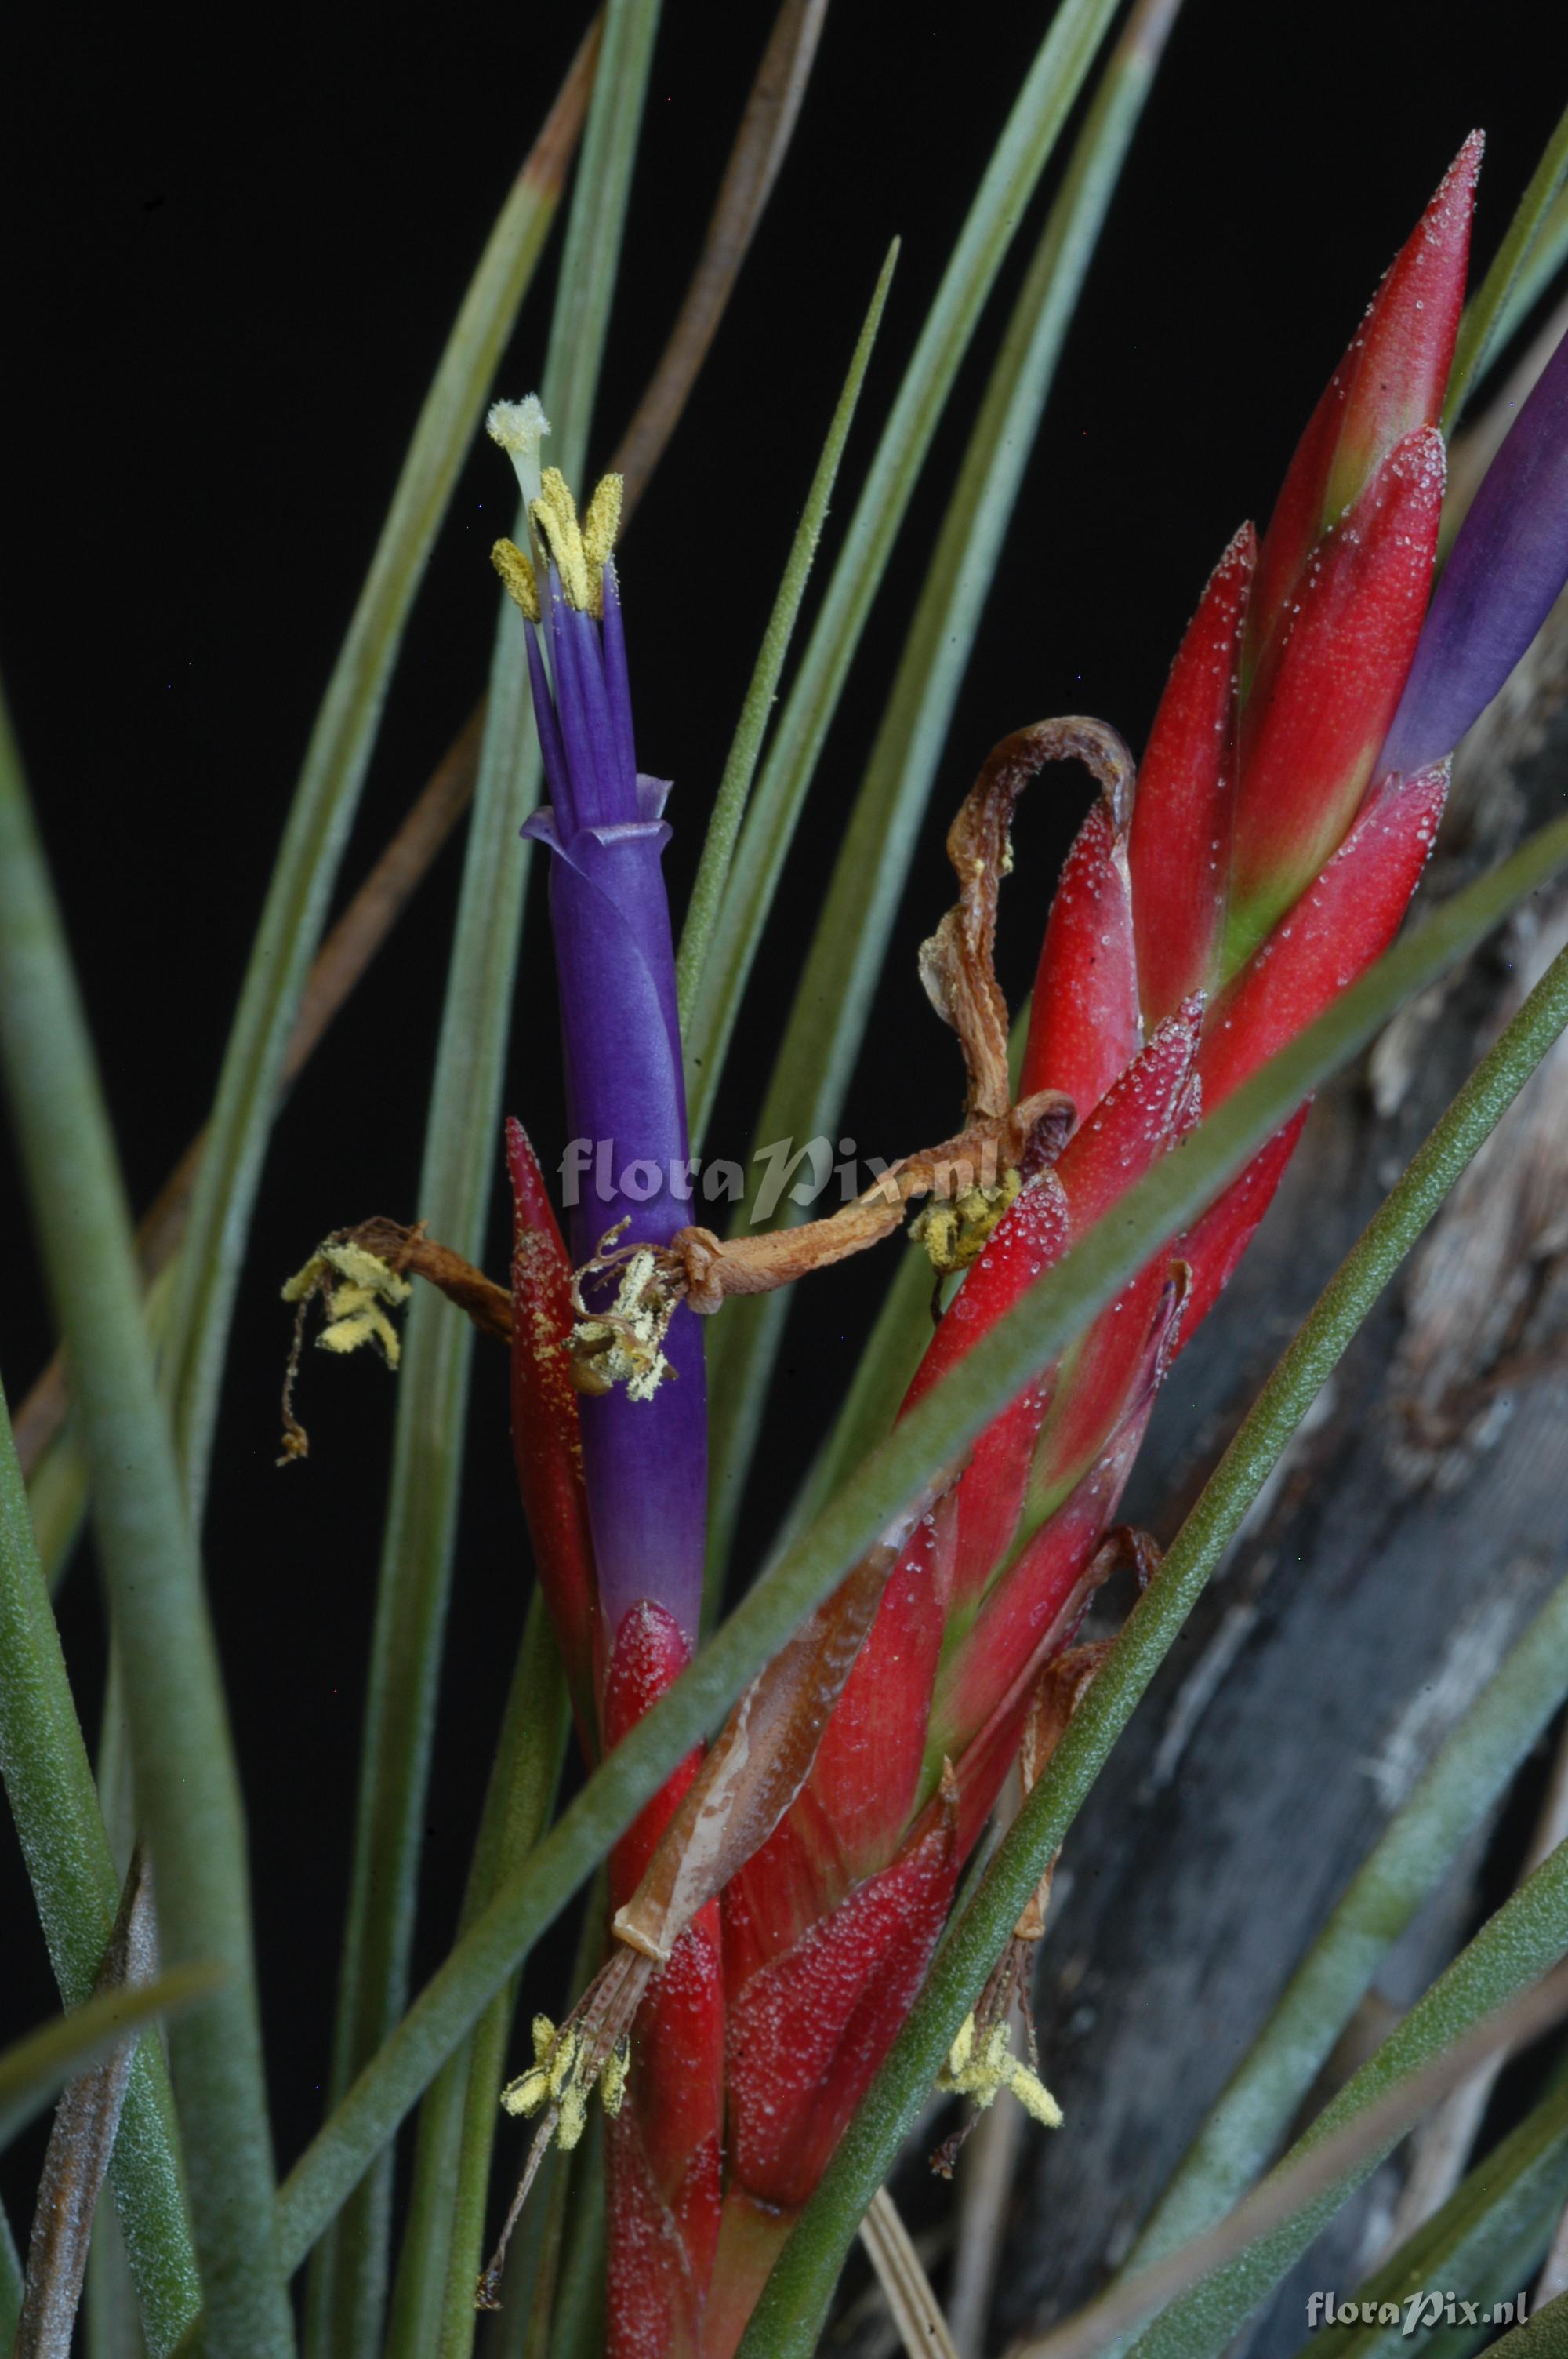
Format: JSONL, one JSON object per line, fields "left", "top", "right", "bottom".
{"left": 491, "top": 536, "right": 540, "bottom": 623}
{"left": 938, "top": 2009, "right": 1063, "bottom": 2130}
{"left": 496, "top": 2013, "right": 632, "bottom": 2151}
{"left": 532, "top": 467, "right": 593, "bottom": 612}
{"left": 499, "top": 2066, "right": 551, "bottom": 2118}
{"left": 317, "top": 1294, "right": 402, "bottom": 1362}
{"left": 280, "top": 1242, "right": 411, "bottom": 1369}
{"left": 538, "top": 465, "right": 579, "bottom": 532}
{"left": 910, "top": 1168, "right": 1022, "bottom": 1277}
{"left": 582, "top": 473, "right": 622, "bottom": 569}
{"left": 599, "top": 2036, "right": 630, "bottom": 2117}
{"left": 546, "top": 2027, "right": 579, "bottom": 2102}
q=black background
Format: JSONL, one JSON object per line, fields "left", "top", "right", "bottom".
{"left": 4, "top": 0, "right": 1568, "bottom": 2288}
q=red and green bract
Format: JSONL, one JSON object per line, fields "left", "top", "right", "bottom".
{"left": 505, "top": 134, "right": 1525, "bottom": 2357}
{"left": 701, "top": 137, "right": 1478, "bottom": 2343}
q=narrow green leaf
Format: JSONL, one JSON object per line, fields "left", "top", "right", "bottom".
{"left": 1119, "top": 1886, "right": 1568, "bottom": 2359}
{"left": 1486, "top": 2288, "right": 1568, "bottom": 2358}
{"left": 84, "top": 2201, "right": 151, "bottom": 2359}
{"left": 989, "top": 1968, "right": 1568, "bottom": 2359}
{"left": 0, "top": 1373, "right": 192, "bottom": 2352}
{"left": 158, "top": 35, "right": 591, "bottom": 1524}
{"left": 731, "top": 918, "right": 1568, "bottom": 2359}
{"left": 0, "top": 690, "right": 292, "bottom": 2355}
{"left": 1446, "top": 95, "right": 1568, "bottom": 428}
{"left": 681, "top": 0, "right": 1126, "bottom": 1154}
{"left": 433, "top": 1777, "right": 571, "bottom": 2357}
{"left": 1131, "top": 1568, "right": 1568, "bottom": 2269}
{"left": 274, "top": 813, "right": 1568, "bottom": 2267}
{"left": 1294, "top": 2066, "right": 1568, "bottom": 2359}
{"left": 534, "top": 2116, "right": 607, "bottom": 2359}
{"left": 1487, "top": 182, "right": 1568, "bottom": 370}
{"left": 0, "top": 1970, "right": 223, "bottom": 2154}
{"left": 379, "top": 1598, "right": 571, "bottom": 2359}
{"left": 488, "top": 1880, "right": 608, "bottom": 2358}
{"left": 702, "top": 0, "right": 1185, "bottom": 1581}
{"left": 304, "top": 12, "right": 659, "bottom": 2354}
{"left": 1, "top": 2205, "right": 20, "bottom": 2348}
{"left": 676, "top": 244, "right": 898, "bottom": 1027}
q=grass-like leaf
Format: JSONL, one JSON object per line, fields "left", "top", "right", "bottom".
{"left": 702, "top": 0, "right": 1185, "bottom": 1581}
{"left": 272, "top": 805, "right": 1568, "bottom": 2269}
{"left": 994, "top": 1962, "right": 1568, "bottom": 2359}
{"left": 157, "top": 30, "right": 596, "bottom": 1525}
{"left": 0, "top": 691, "right": 292, "bottom": 2353}
{"left": 676, "top": 242, "right": 899, "bottom": 1026}
{"left": 17, "top": 711, "right": 485, "bottom": 1573}
{"left": 10, "top": 1852, "right": 196, "bottom": 2359}
{"left": 1, "top": 1209, "right": 194, "bottom": 2350}
{"left": 1130, "top": 1566, "right": 1568, "bottom": 2268}
{"left": 1485, "top": 2288, "right": 1568, "bottom": 2357}
{"left": 303, "top": 12, "right": 659, "bottom": 2354}
{"left": 681, "top": 0, "right": 1127, "bottom": 1156}
{"left": 1292, "top": 2066, "right": 1568, "bottom": 2359}
{"left": 730, "top": 917, "right": 1568, "bottom": 2357}
{"left": 379, "top": 1598, "right": 572, "bottom": 2359}
{"left": 1487, "top": 184, "right": 1568, "bottom": 371}
{"left": 1, "top": 2207, "right": 20, "bottom": 2347}
{"left": 610, "top": 0, "right": 833, "bottom": 500}
{"left": 1446, "top": 94, "right": 1568, "bottom": 427}
{"left": 0, "top": 1970, "right": 223, "bottom": 2156}
{"left": 1100, "top": 1933, "right": 1568, "bottom": 2359}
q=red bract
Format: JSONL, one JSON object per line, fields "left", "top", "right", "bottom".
{"left": 1127, "top": 522, "right": 1254, "bottom": 1023}
{"left": 506, "top": 1125, "right": 724, "bottom": 2357}
{"left": 506, "top": 1118, "right": 597, "bottom": 1747}
{"left": 1249, "top": 132, "right": 1479, "bottom": 661}
{"left": 602, "top": 1606, "right": 724, "bottom": 2359}
{"left": 1229, "top": 427, "right": 1446, "bottom": 961}
{"left": 690, "top": 145, "right": 1476, "bottom": 2351}
{"left": 511, "top": 143, "right": 1485, "bottom": 2359}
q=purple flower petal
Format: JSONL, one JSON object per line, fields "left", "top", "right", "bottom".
{"left": 1381, "top": 323, "right": 1568, "bottom": 778}
{"left": 517, "top": 540, "right": 708, "bottom": 1647}
{"left": 548, "top": 839, "right": 706, "bottom": 1645}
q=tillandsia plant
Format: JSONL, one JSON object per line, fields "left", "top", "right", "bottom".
{"left": 9, "top": 12, "right": 1568, "bottom": 2359}
{"left": 389, "top": 139, "right": 1568, "bottom": 2355}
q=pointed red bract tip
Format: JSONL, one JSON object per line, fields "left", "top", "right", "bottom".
{"left": 1022, "top": 791, "right": 1141, "bottom": 1120}
{"left": 505, "top": 1117, "right": 599, "bottom": 1751}
{"left": 1250, "top": 134, "right": 1479, "bottom": 662}
{"left": 1229, "top": 427, "right": 1446, "bottom": 967}
{"left": 1128, "top": 522, "right": 1255, "bottom": 1025}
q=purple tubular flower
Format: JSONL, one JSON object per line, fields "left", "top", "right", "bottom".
{"left": 1380, "top": 322, "right": 1568, "bottom": 779}
{"left": 491, "top": 418, "right": 707, "bottom": 1651}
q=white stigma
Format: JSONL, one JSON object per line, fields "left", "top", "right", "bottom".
{"left": 486, "top": 394, "right": 550, "bottom": 518}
